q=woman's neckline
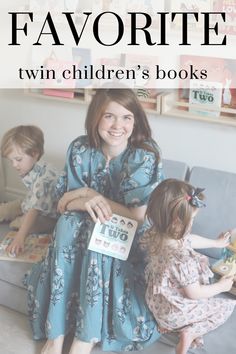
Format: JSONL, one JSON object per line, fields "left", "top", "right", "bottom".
{"left": 100, "top": 143, "right": 130, "bottom": 163}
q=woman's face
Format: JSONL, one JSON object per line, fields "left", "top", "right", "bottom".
{"left": 98, "top": 101, "right": 135, "bottom": 156}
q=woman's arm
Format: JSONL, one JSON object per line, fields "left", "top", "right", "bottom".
{"left": 66, "top": 194, "right": 147, "bottom": 224}
{"left": 188, "top": 232, "right": 231, "bottom": 249}
{"left": 6, "top": 208, "right": 39, "bottom": 255}
{"left": 57, "top": 187, "right": 91, "bottom": 213}
{"left": 183, "top": 275, "right": 234, "bottom": 300}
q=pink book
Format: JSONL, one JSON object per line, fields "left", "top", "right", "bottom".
{"left": 43, "top": 89, "right": 74, "bottom": 99}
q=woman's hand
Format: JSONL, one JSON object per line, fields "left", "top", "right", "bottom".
{"left": 57, "top": 191, "right": 78, "bottom": 214}
{"left": 57, "top": 188, "right": 99, "bottom": 214}
{"left": 6, "top": 233, "right": 25, "bottom": 256}
{"left": 85, "top": 195, "right": 112, "bottom": 223}
{"left": 215, "top": 231, "right": 231, "bottom": 248}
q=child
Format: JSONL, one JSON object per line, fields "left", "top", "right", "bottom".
{"left": 0, "top": 125, "right": 61, "bottom": 256}
{"left": 144, "top": 178, "right": 236, "bottom": 354}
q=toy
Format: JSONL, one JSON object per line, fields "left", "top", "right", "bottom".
{"left": 0, "top": 200, "right": 23, "bottom": 229}
{"left": 212, "top": 236, "right": 236, "bottom": 296}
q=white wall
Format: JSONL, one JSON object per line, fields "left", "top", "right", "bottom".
{"left": 0, "top": 89, "right": 235, "bottom": 199}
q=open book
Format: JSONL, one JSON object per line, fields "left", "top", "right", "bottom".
{"left": 212, "top": 254, "right": 236, "bottom": 277}
{"left": 88, "top": 213, "right": 138, "bottom": 261}
{"left": 212, "top": 253, "right": 236, "bottom": 297}
{"left": 0, "top": 231, "right": 51, "bottom": 263}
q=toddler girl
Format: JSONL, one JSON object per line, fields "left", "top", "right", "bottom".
{"left": 0, "top": 125, "right": 61, "bottom": 256}
{"left": 144, "top": 178, "right": 236, "bottom": 354}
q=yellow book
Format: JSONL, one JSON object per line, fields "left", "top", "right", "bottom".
{"left": 0, "top": 231, "right": 51, "bottom": 263}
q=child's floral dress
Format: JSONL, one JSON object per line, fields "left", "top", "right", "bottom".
{"left": 145, "top": 235, "right": 236, "bottom": 347}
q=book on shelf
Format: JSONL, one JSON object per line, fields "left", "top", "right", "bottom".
{"left": 169, "top": 0, "right": 212, "bottom": 31}
{"left": 213, "top": 0, "right": 236, "bottom": 35}
{"left": 43, "top": 57, "right": 76, "bottom": 98}
{"left": 29, "top": 0, "right": 66, "bottom": 23}
{"left": 179, "top": 55, "right": 236, "bottom": 109}
{"left": 0, "top": 231, "right": 51, "bottom": 263}
{"left": 189, "top": 80, "right": 223, "bottom": 117}
{"left": 88, "top": 213, "right": 138, "bottom": 261}
{"left": 72, "top": 47, "right": 92, "bottom": 88}
{"left": 121, "top": 52, "right": 158, "bottom": 89}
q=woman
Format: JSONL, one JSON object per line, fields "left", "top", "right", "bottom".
{"left": 25, "top": 88, "right": 164, "bottom": 354}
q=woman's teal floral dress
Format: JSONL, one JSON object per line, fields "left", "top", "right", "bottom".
{"left": 24, "top": 135, "right": 163, "bottom": 351}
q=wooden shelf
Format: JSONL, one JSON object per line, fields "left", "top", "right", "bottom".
{"left": 24, "top": 89, "right": 236, "bottom": 127}
{"left": 24, "top": 88, "right": 162, "bottom": 115}
{"left": 161, "top": 91, "right": 236, "bottom": 127}
{"left": 137, "top": 93, "right": 162, "bottom": 115}
{"left": 24, "top": 88, "right": 94, "bottom": 105}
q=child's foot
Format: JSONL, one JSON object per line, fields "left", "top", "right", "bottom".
{"left": 41, "top": 336, "right": 64, "bottom": 354}
{"left": 69, "top": 338, "right": 94, "bottom": 354}
{"left": 176, "top": 330, "right": 196, "bottom": 354}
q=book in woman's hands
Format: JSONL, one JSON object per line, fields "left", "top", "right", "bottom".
{"left": 88, "top": 213, "right": 138, "bottom": 260}
{"left": 0, "top": 231, "right": 51, "bottom": 263}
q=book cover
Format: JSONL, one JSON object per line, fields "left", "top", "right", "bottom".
{"left": 179, "top": 55, "right": 236, "bottom": 108}
{"left": 72, "top": 47, "right": 92, "bottom": 88}
{"left": 189, "top": 80, "right": 223, "bottom": 117}
{"left": 212, "top": 254, "right": 236, "bottom": 277}
{"left": 170, "top": 0, "right": 212, "bottom": 31}
{"left": 43, "top": 57, "right": 76, "bottom": 98}
{"left": 29, "top": 0, "right": 68, "bottom": 23}
{"left": 0, "top": 231, "right": 51, "bottom": 263}
{"left": 121, "top": 52, "right": 158, "bottom": 89}
{"left": 213, "top": 0, "right": 236, "bottom": 35}
{"left": 88, "top": 213, "right": 138, "bottom": 261}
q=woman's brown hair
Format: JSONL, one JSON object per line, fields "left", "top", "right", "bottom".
{"left": 85, "top": 88, "right": 160, "bottom": 160}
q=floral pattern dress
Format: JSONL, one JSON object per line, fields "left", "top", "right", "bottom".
{"left": 24, "top": 135, "right": 163, "bottom": 351}
{"left": 145, "top": 235, "right": 236, "bottom": 348}
{"left": 21, "top": 160, "right": 61, "bottom": 218}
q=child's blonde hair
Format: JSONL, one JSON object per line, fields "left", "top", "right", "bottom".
{"left": 1, "top": 125, "right": 44, "bottom": 160}
{"left": 144, "top": 178, "right": 205, "bottom": 255}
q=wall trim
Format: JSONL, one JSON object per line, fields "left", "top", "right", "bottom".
{"left": 3, "top": 187, "right": 26, "bottom": 201}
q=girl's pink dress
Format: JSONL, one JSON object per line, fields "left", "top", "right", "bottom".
{"left": 145, "top": 235, "right": 236, "bottom": 347}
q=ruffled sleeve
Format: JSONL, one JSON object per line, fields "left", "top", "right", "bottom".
{"left": 22, "top": 162, "right": 60, "bottom": 217}
{"left": 171, "top": 257, "right": 200, "bottom": 288}
{"left": 55, "top": 171, "right": 67, "bottom": 200}
{"left": 56, "top": 136, "right": 91, "bottom": 196}
{"left": 122, "top": 140, "right": 164, "bottom": 207}
{"left": 145, "top": 260, "right": 172, "bottom": 295}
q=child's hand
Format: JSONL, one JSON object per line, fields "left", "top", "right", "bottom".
{"left": 6, "top": 234, "right": 25, "bottom": 256}
{"left": 218, "top": 275, "right": 234, "bottom": 292}
{"left": 215, "top": 231, "right": 231, "bottom": 248}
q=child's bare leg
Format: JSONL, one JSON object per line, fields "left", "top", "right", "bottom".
{"left": 41, "top": 336, "right": 64, "bottom": 354}
{"left": 176, "top": 330, "right": 197, "bottom": 354}
{"left": 29, "top": 215, "right": 57, "bottom": 234}
{"left": 69, "top": 338, "right": 94, "bottom": 354}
